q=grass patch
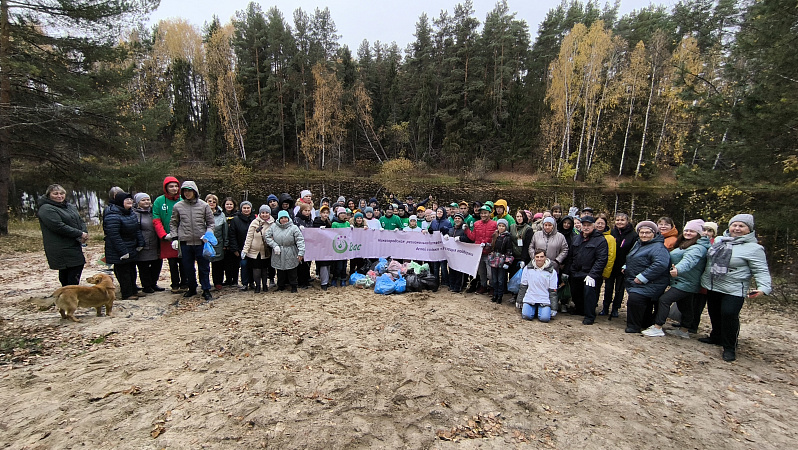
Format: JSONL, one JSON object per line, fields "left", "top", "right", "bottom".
{"left": 1, "top": 220, "right": 103, "bottom": 255}
{"left": 0, "top": 336, "right": 44, "bottom": 355}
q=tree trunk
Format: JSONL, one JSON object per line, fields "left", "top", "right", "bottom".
{"left": 0, "top": 0, "right": 11, "bottom": 235}
{"left": 618, "top": 75, "right": 638, "bottom": 178}
{"left": 635, "top": 69, "right": 657, "bottom": 177}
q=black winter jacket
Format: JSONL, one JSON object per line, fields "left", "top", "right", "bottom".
{"left": 229, "top": 211, "right": 256, "bottom": 252}
{"left": 610, "top": 224, "right": 638, "bottom": 275}
{"left": 103, "top": 203, "right": 145, "bottom": 265}
{"left": 568, "top": 228, "right": 609, "bottom": 279}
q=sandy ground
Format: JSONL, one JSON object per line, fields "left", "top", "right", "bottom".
{"left": 1, "top": 244, "right": 797, "bottom": 449}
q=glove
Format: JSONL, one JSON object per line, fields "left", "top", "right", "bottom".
{"left": 171, "top": 241, "right": 179, "bottom": 250}
{"left": 135, "top": 247, "right": 143, "bottom": 252}
{"left": 480, "top": 243, "right": 486, "bottom": 247}
{"left": 443, "top": 235, "right": 449, "bottom": 241}
{"left": 273, "top": 246, "right": 281, "bottom": 255}
{"left": 202, "top": 237, "right": 208, "bottom": 243}
{"left": 502, "top": 264, "right": 509, "bottom": 270}
{"left": 300, "top": 225, "right": 305, "bottom": 230}
{"left": 585, "top": 276, "right": 596, "bottom": 288}
{"left": 241, "top": 253, "right": 246, "bottom": 260}
{"left": 320, "top": 226, "right": 326, "bottom": 229}
{"left": 519, "top": 261, "right": 526, "bottom": 269}
{"left": 454, "top": 236, "right": 460, "bottom": 242}
{"left": 164, "top": 233, "right": 171, "bottom": 241}
{"left": 120, "top": 253, "right": 130, "bottom": 260}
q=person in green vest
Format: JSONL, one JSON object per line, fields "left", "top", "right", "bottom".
{"left": 379, "top": 204, "right": 404, "bottom": 231}
{"left": 492, "top": 199, "right": 516, "bottom": 226}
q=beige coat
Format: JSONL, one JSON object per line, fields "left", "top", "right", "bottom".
{"left": 242, "top": 216, "right": 273, "bottom": 259}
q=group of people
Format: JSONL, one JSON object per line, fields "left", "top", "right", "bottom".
{"left": 38, "top": 179, "right": 771, "bottom": 362}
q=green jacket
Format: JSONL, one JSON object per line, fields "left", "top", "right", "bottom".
{"left": 208, "top": 207, "right": 229, "bottom": 262}
{"left": 670, "top": 236, "right": 710, "bottom": 293}
{"left": 379, "top": 214, "right": 404, "bottom": 231}
{"left": 37, "top": 196, "right": 87, "bottom": 270}
{"left": 492, "top": 213, "right": 516, "bottom": 226}
{"left": 701, "top": 231, "right": 772, "bottom": 297}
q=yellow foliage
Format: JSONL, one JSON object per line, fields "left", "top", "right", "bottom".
{"left": 379, "top": 158, "right": 415, "bottom": 179}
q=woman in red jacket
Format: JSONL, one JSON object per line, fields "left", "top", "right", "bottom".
{"left": 464, "top": 205, "right": 498, "bottom": 295}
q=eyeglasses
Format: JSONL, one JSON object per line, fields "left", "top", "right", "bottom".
{"left": 638, "top": 230, "right": 654, "bottom": 235}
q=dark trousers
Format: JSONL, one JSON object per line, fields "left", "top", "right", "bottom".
{"left": 626, "top": 292, "right": 656, "bottom": 332}
{"left": 655, "top": 287, "right": 693, "bottom": 327}
{"left": 570, "top": 276, "right": 600, "bottom": 321}
{"left": 114, "top": 261, "right": 138, "bottom": 299}
{"left": 277, "top": 267, "right": 298, "bottom": 288}
{"left": 240, "top": 257, "right": 253, "bottom": 287}
{"left": 180, "top": 243, "right": 211, "bottom": 291}
{"left": 297, "top": 261, "right": 311, "bottom": 287}
{"left": 223, "top": 250, "right": 239, "bottom": 284}
{"left": 689, "top": 292, "right": 708, "bottom": 333}
{"left": 333, "top": 260, "right": 348, "bottom": 282}
{"left": 603, "top": 273, "right": 626, "bottom": 313}
{"left": 706, "top": 290, "right": 745, "bottom": 351}
{"left": 58, "top": 265, "right": 84, "bottom": 286}
{"left": 449, "top": 269, "right": 465, "bottom": 291}
{"left": 167, "top": 257, "right": 187, "bottom": 289}
{"left": 491, "top": 266, "right": 507, "bottom": 297}
{"left": 136, "top": 259, "right": 163, "bottom": 290}
{"left": 431, "top": 261, "right": 449, "bottom": 286}
{"left": 211, "top": 260, "right": 225, "bottom": 286}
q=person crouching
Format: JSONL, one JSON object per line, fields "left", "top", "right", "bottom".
{"left": 516, "top": 249, "right": 559, "bottom": 322}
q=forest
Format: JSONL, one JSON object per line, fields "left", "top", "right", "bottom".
{"left": 1, "top": 0, "right": 797, "bottom": 233}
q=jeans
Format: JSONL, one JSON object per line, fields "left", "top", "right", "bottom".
{"left": 58, "top": 265, "right": 84, "bottom": 286}
{"left": 114, "top": 261, "right": 138, "bottom": 298}
{"left": 522, "top": 304, "right": 551, "bottom": 322}
{"left": 431, "top": 261, "right": 449, "bottom": 286}
{"left": 136, "top": 259, "right": 163, "bottom": 290}
{"left": 333, "top": 260, "right": 348, "bottom": 283}
{"left": 180, "top": 243, "right": 211, "bottom": 291}
{"left": 491, "top": 266, "right": 507, "bottom": 297}
{"left": 240, "top": 257, "right": 253, "bottom": 287}
{"left": 706, "top": 290, "right": 745, "bottom": 351}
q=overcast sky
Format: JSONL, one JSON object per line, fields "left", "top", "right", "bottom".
{"left": 148, "top": 0, "right": 673, "bottom": 51}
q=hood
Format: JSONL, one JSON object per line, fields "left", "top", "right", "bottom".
{"left": 163, "top": 176, "right": 180, "bottom": 200}
{"left": 532, "top": 258, "right": 554, "bottom": 272}
{"left": 180, "top": 181, "right": 199, "bottom": 201}
{"left": 494, "top": 199, "right": 508, "bottom": 212}
{"left": 213, "top": 205, "right": 223, "bottom": 215}
{"left": 278, "top": 193, "right": 293, "bottom": 207}
{"left": 435, "top": 206, "right": 448, "bottom": 220}
{"left": 559, "top": 216, "right": 575, "bottom": 233}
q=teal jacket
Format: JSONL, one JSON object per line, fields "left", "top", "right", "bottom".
{"left": 669, "top": 236, "right": 710, "bottom": 293}
{"left": 700, "top": 231, "right": 772, "bottom": 297}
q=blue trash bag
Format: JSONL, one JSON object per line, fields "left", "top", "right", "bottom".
{"left": 203, "top": 230, "right": 218, "bottom": 245}
{"left": 508, "top": 267, "right": 524, "bottom": 293}
{"left": 394, "top": 276, "right": 407, "bottom": 294}
{"left": 350, "top": 272, "right": 366, "bottom": 285}
{"left": 203, "top": 241, "right": 216, "bottom": 259}
{"left": 374, "top": 257, "right": 389, "bottom": 274}
{"left": 373, "top": 273, "right": 396, "bottom": 295}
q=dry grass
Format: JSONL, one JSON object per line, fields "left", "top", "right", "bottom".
{"left": 0, "top": 220, "right": 102, "bottom": 256}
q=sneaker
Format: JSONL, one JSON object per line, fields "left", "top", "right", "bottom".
{"left": 610, "top": 310, "right": 619, "bottom": 318}
{"left": 290, "top": 286, "right": 298, "bottom": 293}
{"left": 239, "top": 286, "right": 249, "bottom": 292}
{"left": 598, "top": 309, "right": 608, "bottom": 316}
{"left": 641, "top": 326, "right": 665, "bottom": 337}
{"left": 625, "top": 327, "right": 640, "bottom": 333}
{"left": 214, "top": 284, "right": 223, "bottom": 290}
{"left": 142, "top": 287, "right": 155, "bottom": 294}
{"left": 722, "top": 349, "right": 736, "bottom": 362}
{"left": 582, "top": 318, "right": 594, "bottom": 325}
{"left": 476, "top": 286, "right": 488, "bottom": 295}
{"left": 183, "top": 289, "right": 197, "bottom": 298}
{"left": 321, "top": 284, "right": 328, "bottom": 291}
{"left": 666, "top": 329, "right": 690, "bottom": 339}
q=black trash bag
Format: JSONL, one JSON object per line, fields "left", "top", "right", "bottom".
{"left": 357, "top": 259, "right": 372, "bottom": 275}
{"left": 419, "top": 272, "right": 439, "bottom": 292}
{"left": 406, "top": 273, "right": 422, "bottom": 292}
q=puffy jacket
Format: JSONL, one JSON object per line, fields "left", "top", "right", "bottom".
{"left": 531, "top": 228, "right": 568, "bottom": 271}
{"left": 428, "top": 208, "right": 451, "bottom": 235}
{"left": 611, "top": 224, "right": 638, "bottom": 275}
{"left": 670, "top": 236, "right": 710, "bottom": 293}
{"left": 568, "top": 228, "right": 608, "bottom": 280}
{"left": 133, "top": 207, "right": 159, "bottom": 261}
{"left": 601, "top": 229, "right": 617, "bottom": 279}
{"left": 293, "top": 210, "right": 313, "bottom": 229}
{"left": 242, "top": 215, "right": 273, "bottom": 259}
{"left": 701, "top": 231, "right": 772, "bottom": 297}
{"left": 450, "top": 223, "right": 474, "bottom": 243}
{"left": 229, "top": 211, "right": 255, "bottom": 252}
{"left": 264, "top": 220, "right": 305, "bottom": 270}
{"left": 491, "top": 231, "right": 514, "bottom": 261}
{"left": 37, "top": 196, "right": 87, "bottom": 270}
{"left": 152, "top": 176, "right": 180, "bottom": 259}
{"left": 103, "top": 201, "right": 145, "bottom": 265}
{"left": 491, "top": 199, "right": 516, "bottom": 226}
{"left": 510, "top": 222, "right": 533, "bottom": 260}
{"left": 624, "top": 234, "right": 670, "bottom": 298}
{"left": 464, "top": 218, "right": 498, "bottom": 254}
{"left": 208, "top": 206, "right": 229, "bottom": 262}
{"left": 169, "top": 181, "right": 214, "bottom": 246}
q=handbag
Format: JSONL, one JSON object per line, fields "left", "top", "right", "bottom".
{"left": 488, "top": 252, "right": 505, "bottom": 268}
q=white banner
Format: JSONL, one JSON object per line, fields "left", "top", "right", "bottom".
{"left": 302, "top": 228, "right": 482, "bottom": 276}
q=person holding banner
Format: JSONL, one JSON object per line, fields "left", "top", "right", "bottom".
{"left": 264, "top": 211, "right": 306, "bottom": 293}
{"left": 447, "top": 213, "right": 473, "bottom": 292}
{"left": 464, "top": 205, "right": 498, "bottom": 295}
{"left": 379, "top": 205, "right": 404, "bottom": 231}
{"left": 428, "top": 206, "right": 452, "bottom": 287}
{"left": 312, "top": 206, "right": 333, "bottom": 291}
{"left": 331, "top": 207, "right": 352, "bottom": 286}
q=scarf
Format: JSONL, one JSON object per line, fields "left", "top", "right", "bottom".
{"left": 707, "top": 235, "right": 737, "bottom": 283}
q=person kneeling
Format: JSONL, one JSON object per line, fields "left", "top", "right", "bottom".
{"left": 516, "top": 249, "right": 559, "bottom": 322}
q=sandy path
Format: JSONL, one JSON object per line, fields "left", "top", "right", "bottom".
{"left": 0, "top": 245, "right": 796, "bottom": 449}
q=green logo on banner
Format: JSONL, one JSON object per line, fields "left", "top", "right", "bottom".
{"left": 332, "top": 235, "right": 348, "bottom": 254}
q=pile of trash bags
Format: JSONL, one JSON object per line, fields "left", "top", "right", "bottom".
{"left": 348, "top": 258, "right": 440, "bottom": 295}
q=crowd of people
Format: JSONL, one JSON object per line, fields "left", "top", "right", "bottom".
{"left": 37, "top": 178, "right": 772, "bottom": 362}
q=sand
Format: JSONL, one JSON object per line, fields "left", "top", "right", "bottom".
{"left": 1, "top": 244, "right": 796, "bottom": 449}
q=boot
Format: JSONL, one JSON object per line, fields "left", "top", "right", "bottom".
{"left": 495, "top": 294, "right": 502, "bottom": 305}
{"left": 290, "top": 285, "right": 298, "bottom": 293}
{"left": 254, "top": 286, "right": 260, "bottom": 294}
{"left": 183, "top": 288, "right": 198, "bottom": 298}
{"left": 202, "top": 290, "right": 213, "bottom": 301}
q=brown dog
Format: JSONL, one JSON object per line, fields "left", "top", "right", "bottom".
{"left": 52, "top": 273, "right": 116, "bottom": 322}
